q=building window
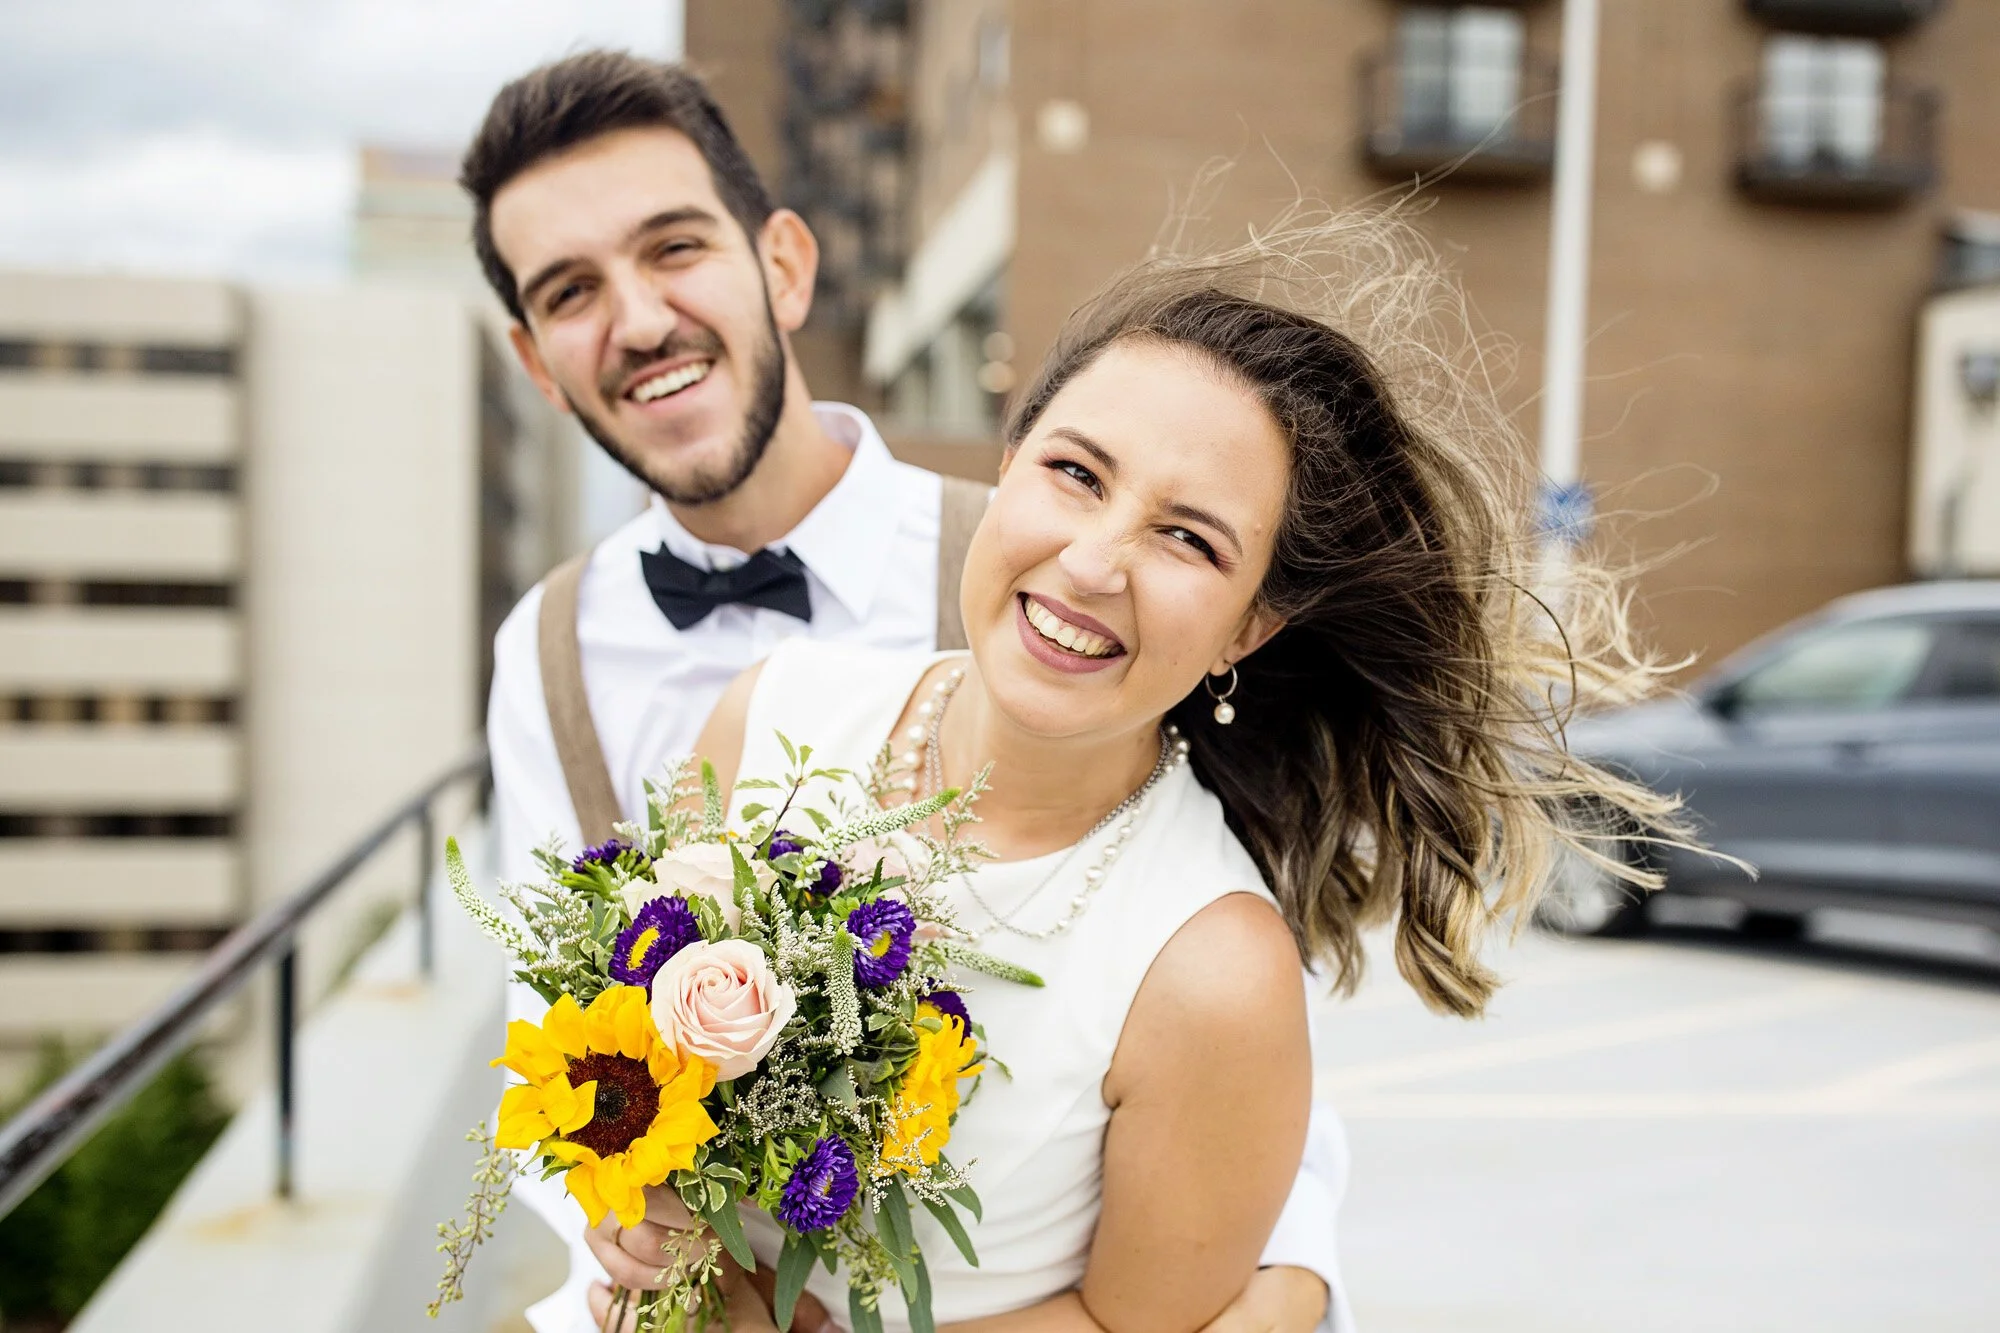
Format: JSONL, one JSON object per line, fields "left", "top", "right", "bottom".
{"left": 1397, "top": 6, "right": 1524, "bottom": 143}
{"left": 1759, "top": 35, "right": 1885, "bottom": 169}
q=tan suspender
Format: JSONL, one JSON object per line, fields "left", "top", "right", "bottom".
{"left": 934, "top": 475, "right": 990, "bottom": 652}
{"left": 536, "top": 472, "right": 990, "bottom": 842}
{"left": 537, "top": 551, "right": 625, "bottom": 846}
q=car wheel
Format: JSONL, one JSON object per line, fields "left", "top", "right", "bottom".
{"left": 1739, "top": 910, "right": 1806, "bottom": 942}
{"left": 1537, "top": 839, "right": 1651, "bottom": 938}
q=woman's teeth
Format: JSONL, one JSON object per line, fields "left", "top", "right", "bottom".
{"left": 631, "top": 360, "right": 713, "bottom": 403}
{"left": 1024, "top": 596, "right": 1118, "bottom": 658}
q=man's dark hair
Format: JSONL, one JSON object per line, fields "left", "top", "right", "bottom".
{"left": 460, "top": 51, "right": 776, "bottom": 322}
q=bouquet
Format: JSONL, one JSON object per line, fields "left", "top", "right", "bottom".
{"left": 429, "top": 737, "right": 1038, "bottom": 1333}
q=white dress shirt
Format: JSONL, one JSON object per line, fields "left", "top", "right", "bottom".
{"left": 485, "top": 402, "right": 1352, "bottom": 1333}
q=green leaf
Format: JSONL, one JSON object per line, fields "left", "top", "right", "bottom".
{"left": 875, "top": 1184, "right": 918, "bottom": 1290}
{"left": 944, "top": 1183, "right": 982, "bottom": 1223}
{"left": 817, "top": 1064, "right": 857, "bottom": 1105}
{"left": 730, "top": 843, "right": 758, "bottom": 894}
{"left": 775, "top": 1230, "right": 814, "bottom": 1332}
{"left": 920, "top": 1196, "right": 979, "bottom": 1268}
{"left": 847, "top": 1287, "right": 885, "bottom": 1333}
{"left": 806, "top": 807, "right": 833, "bottom": 832}
{"left": 740, "top": 802, "right": 769, "bottom": 821}
{"left": 701, "top": 759, "right": 725, "bottom": 831}
{"left": 701, "top": 1197, "right": 754, "bottom": 1271}
{"left": 778, "top": 732, "right": 798, "bottom": 765}
{"left": 906, "top": 1250, "right": 936, "bottom": 1333}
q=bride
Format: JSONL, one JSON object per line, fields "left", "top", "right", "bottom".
{"left": 585, "top": 213, "right": 1676, "bottom": 1332}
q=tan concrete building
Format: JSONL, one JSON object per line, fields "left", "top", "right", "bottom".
{"left": 0, "top": 270, "right": 545, "bottom": 1096}
{"left": 690, "top": 0, "right": 2000, "bottom": 670}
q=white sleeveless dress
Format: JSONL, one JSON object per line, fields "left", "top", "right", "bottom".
{"left": 731, "top": 640, "right": 1281, "bottom": 1332}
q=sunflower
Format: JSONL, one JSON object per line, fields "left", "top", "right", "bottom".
{"left": 493, "top": 985, "right": 720, "bottom": 1226}
{"left": 879, "top": 1001, "right": 983, "bottom": 1176}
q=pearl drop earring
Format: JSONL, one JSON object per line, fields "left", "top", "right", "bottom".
{"left": 1206, "top": 664, "right": 1239, "bottom": 725}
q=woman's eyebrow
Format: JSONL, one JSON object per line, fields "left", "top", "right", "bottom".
{"left": 1047, "top": 426, "right": 1119, "bottom": 477}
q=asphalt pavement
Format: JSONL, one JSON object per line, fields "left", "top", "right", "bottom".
{"left": 1316, "top": 909, "right": 2000, "bottom": 1332}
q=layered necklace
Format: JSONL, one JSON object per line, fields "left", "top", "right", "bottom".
{"left": 911, "top": 662, "right": 1189, "bottom": 944}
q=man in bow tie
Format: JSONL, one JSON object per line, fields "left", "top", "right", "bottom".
{"left": 472, "top": 50, "right": 1351, "bottom": 1333}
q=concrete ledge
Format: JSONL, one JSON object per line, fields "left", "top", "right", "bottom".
{"left": 72, "top": 822, "right": 565, "bottom": 1333}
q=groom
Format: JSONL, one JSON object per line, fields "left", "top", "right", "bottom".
{"left": 472, "top": 51, "right": 1353, "bottom": 1333}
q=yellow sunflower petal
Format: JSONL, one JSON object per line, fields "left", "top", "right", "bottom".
{"left": 541, "top": 992, "right": 589, "bottom": 1058}
{"left": 544, "top": 1139, "right": 601, "bottom": 1166}
{"left": 543, "top": 1075, "right": 596, "bottom": 1137}
{"left": 563, "top": 1158, "right": 611, "bottom": 1228}
{"left": 580, "top": 986, "right": 628, "bottom": 1055}
{"left": 611, "top": 988, "right": 653, "bottom": 1060}
{"left": 491, "top": 1019, "right": 568, "bottom": 1083}
{"left": 589, "top": 1155, "right": 649, "bottom": 1229}
{"left": 495, "top": 1084, "right": 555, "bottom": 1150}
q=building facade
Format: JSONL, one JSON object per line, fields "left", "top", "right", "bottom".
{"left": 0, "top": 270, "right": 541, "bottom": 1097}
{"left": 689, "top": 0, "right": 2000, "bottom": 670}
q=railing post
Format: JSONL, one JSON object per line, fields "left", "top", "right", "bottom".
{"left": 275, "top": 942, "right": 297, "bottom": 1200}
{"left": 417, "top": 802, "right": 436, "bottom": 980}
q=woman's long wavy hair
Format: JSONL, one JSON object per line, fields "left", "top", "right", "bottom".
{"left": 1003, "top": 206, "right": 1687, "bottom": 1018}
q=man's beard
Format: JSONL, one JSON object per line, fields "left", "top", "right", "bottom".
{"left": 566, "top": 308, "right": 788, "bottom": 508}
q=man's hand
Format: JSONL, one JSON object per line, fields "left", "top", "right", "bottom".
{"left": 587, "top": 1262, "right": 777, "bottom": 1332}
{"left": 582, "top": 1184, "right": 708, "bottom": 1293}
{"left": 1196, "top": 1265, "right": 1330, "bottom": 1333}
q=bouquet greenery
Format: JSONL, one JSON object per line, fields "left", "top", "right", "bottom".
{"left": 431, "top": 738, "right": 1037, "bottom": 1332}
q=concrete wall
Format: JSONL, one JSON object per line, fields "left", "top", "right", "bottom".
{"left": 240, "top": 285, "right": 484, "bottom": 1014}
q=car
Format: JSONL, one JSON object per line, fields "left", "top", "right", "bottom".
{"left": 1542, "top": 580, "right": 2000, "bottom": 938}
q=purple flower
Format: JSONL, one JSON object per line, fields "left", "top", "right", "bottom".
{"left": 571, "top": 838, "right": 636, "bottom": 874}
{"left": 767, "top": 830, "right": 843, "bottom": 896}
{"left": 846, "top": 899, "right": 915, "bottom": 988}
{"left": 924, "top": 989, "right": 971, "bottom": 1032}
{"left": 610, "top": 896, "right": 701, "bottom": 988}
{"left": 776, "top": 1136, "right": 860, "bottom": 1233}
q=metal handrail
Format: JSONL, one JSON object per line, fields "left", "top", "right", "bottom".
{"left": 0, "top": 745, "right": 490, "bottom": 1220}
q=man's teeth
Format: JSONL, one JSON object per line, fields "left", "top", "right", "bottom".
{"left": 1024, "top": 597, "right": 1118, "bottom": 658}
{"left": 631, "top": 361, "right": 713, "bottom": 403}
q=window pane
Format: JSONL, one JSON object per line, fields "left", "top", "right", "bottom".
{"left": 1759, "top": 35, "right": 1884, "bottom": 167}
{"left": 1735, "top": 620, "right": 1934, "bottom": 711}
{"left": 1399, "top": 9, "right": 1452, "bottom": 132}
{"left": 1449, "top": 9, "right": 1522, "bottom": 138}
{"left": 1929, "top": 621, "right": 2000, "bottom": 700}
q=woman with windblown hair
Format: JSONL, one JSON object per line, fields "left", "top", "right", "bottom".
{"left": 592, "top": 208, "right": 1685, "bottom": 1333}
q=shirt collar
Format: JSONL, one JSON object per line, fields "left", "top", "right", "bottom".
{"left": 638, "top": 402, "right": 900, "bottom": 620}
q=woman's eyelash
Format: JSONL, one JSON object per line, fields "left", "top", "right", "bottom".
{"left": 1048, "top": 458, "right": 1101, "bottom": 492}
{"left": 1170, "top": 528, "right": 1219, "bottom": 562}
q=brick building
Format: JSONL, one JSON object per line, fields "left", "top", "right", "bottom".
{"left": 688, "top": 0, "right": 2000, "bottom": 669}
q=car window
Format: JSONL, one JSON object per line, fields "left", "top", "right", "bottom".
{"left": 1925, "top": 619, "right": 2000, "bottom": 700}
{"left": 1733, "top": 618, "right": 1935, "bottom": 711}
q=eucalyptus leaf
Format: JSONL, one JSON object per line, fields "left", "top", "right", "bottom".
{"left": 921, "top": 1197, "right": 979, "bottom": 1268}
{"left": 701, "top": 1197, "right": 754, "bottom": 1270}
{"left": 775, "top": 1231, "right": 814, "bottom": 1331}
{"left": 906, "top": 1250, "right": 936, "bottom": 1333}
{"left": 847, "top": 1287, "right": 885, "bottom": 1333}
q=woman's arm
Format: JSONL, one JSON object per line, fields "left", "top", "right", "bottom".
{"left": 941, "top": 891, "right": 1312, "bottom": 1333}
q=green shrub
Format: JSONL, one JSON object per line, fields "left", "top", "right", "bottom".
{"left": 0, "top": 1042, "right": 228, "bottom": 1324}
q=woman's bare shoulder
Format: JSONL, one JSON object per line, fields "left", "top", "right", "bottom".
{"left": 1107, "top": 891, "right": 1306, "bottom": 1106}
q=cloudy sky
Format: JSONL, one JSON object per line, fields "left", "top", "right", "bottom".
{"left": 0, "top": 1, "right": 680, "bottom": 283}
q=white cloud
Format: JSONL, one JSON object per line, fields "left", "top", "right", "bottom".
{"left": 0, "top": 0, "right": 684, "bottom": 282}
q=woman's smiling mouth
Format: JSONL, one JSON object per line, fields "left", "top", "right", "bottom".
{"left": 1019, "top": 593, "right": 1125, "bottom": 659}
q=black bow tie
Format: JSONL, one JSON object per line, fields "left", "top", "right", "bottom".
{"left": 639, "top": 544, "right": 813, "bottom": 630}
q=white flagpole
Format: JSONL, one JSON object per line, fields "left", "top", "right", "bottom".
{"left": 1539, "top": 0, "right": 1601, "bottom": 521}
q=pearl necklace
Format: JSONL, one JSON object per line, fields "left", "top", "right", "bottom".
{"left": 907, "top": 661, "right": 1189, "bottom": 944}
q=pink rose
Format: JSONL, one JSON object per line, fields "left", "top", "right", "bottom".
{"left": 649, "top": 940, "right": 796, "bottom": 1080}
{"left": 624, "top": 842, "right": 744, "bottom": 932}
